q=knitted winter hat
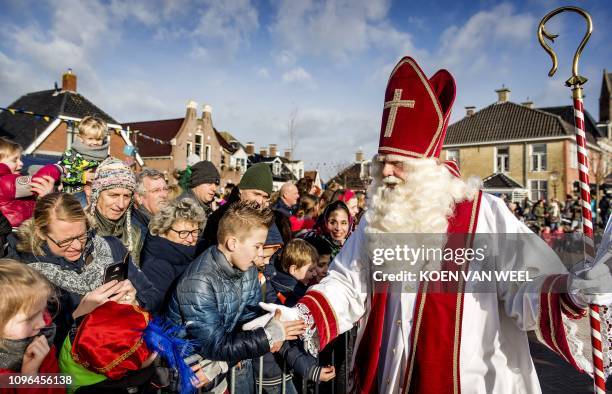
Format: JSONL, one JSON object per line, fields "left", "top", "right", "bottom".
{"left": 188, "top": 161, "right": 220, "bottom": 188}
{"left": 89, "top": 157, "right": 137, "bottom": 250}
{"left": 238, "top": 163, "right": 273, "bottom": 196}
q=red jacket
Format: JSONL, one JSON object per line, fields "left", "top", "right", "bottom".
{"left": 0, "top": 164, "right": 61, "bottom": 227}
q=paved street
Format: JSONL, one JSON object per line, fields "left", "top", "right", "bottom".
{"left": 530, "top": 334, "right": 612, "bottom": 393}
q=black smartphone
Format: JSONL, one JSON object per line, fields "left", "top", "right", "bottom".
{"left": 103, "top": 253, "right": 129, "bottom": 283}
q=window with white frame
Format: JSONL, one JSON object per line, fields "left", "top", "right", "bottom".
{"left": 186, "top": 142, "right": 193, "bottom": 158}
{"left": 570, "top": 143, "right": 578, "bottom": 168}
{"left": 530, "top": 180, "right": 548, "bottom": 200}
{"left": 273, "top": 161, "right": 281, "bottom": 175}
{"left": 495, "top": 147, "right": 510, "bottom": 173}
{"left": 194, "top": 135, "right": 203, "bottom": 159}
{"left": 530, "top": 144, "right": 547, "bottom": 171}
{"left": 205, "top": 144, "right": 211, "bottom": 161}
{"left": 446, "top": 149, "right": 459, "bottom": 165}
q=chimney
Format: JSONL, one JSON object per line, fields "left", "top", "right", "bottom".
{"left": 521, "top": 101, "right": 534, "bottom": 109}
{"left": 185, "top": 100, "right": 198, "bottom": 120}
{"left": 269, "top": 144, "right": 278, "bottom": 157}
{"left": 284, "top": 149, "right": 292, "bottom": 160}
{"left": 355, "top": 150, "right": 364, "bottom": 162}
{"left": 495, "top": 86, "right": 511, "bottom": 103}
{"left": 245, "top": 142, "right": 255, "bottom": 155}
{"left": 260, "top": 147, "right": 268, "bottom": 156}
{"left": 201, "top": 104, "right": 213, "bottom": 129}
{"left": 62, "top": 68, "right": 77, "bottom": 92}
{"left": 465, "top": 106, "right": 476, "bottom": 116}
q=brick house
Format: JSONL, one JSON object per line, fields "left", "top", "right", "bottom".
{"left": 124, "top": 102, "right": 245, "bottom": 185}
{"left": 442, "top": 87, "right": 607, "bottom": 201}
{"left": 328, "top": 150, "right": 372, "bottom": 192}
{"left": 246, "top": 144, "right": 304, "bottom": 191}
{"left": 0, "top": 69, "right": 142, "bottom": 166}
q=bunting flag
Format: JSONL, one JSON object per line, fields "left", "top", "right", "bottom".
{"left": 0, "top": 106, "right": 172, "bottom": 145}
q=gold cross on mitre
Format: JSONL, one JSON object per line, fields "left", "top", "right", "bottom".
{"left": 383, "top": 89, "right": 415, "bottom": 138}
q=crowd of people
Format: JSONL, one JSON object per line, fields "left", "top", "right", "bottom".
{"left": 0, "top": 116, "right": 368, "bottom": 393}
{"left": 500, "top": 192, "right": 611, "bottom": 235}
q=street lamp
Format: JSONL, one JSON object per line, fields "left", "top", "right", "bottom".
{"left": 549, "top": 169, "right": 560, "bottom": 199}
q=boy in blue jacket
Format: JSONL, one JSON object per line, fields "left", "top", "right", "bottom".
{"left": 166, "top": 201, "right": 306, "bottom": 393}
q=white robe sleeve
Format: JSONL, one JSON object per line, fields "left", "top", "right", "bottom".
{"left": 298, "top": 219, "right": 372, "bottom": 353}
{"left": 478, "top": 194, "right": 590, "bottom": 372}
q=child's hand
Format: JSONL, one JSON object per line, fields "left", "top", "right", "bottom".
{"left": 191, "top": 363, "right": 210, "bottom": 388}
{"left": 21, "top": 335, "right": 50, "bottom": 374}
{"left": 318, "top": 366, "right": 336, "bottom": 382}
{"left": 31, "top": 175, "right": 56, "bottom": 197}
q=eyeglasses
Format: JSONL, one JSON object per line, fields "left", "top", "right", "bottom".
{"left": 47, "top": 231, "right": 89, "bottom": 249}
{"left": 169, "top": 228, "right": 200, "bottom": 239}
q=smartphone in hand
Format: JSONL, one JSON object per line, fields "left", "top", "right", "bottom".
{"left": 103, "top": 253, "right": 129, "bottom": 283}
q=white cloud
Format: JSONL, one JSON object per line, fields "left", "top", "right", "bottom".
{"left": 192, "top": 0, "right": 259, "bottom": 55}
{"left": 282, "top": 67, "right": 313, "bottom": 83}
{"left": 257, "top": 68, "right": 270, "bottom": 78}
{"left": 271, "top": 0, "right": 413, "bottom": 63}
{"left": 436, "top": 4, "right": 536, "bottom": 69}
{"left": 275, "top": 50, "right": 296, "bottom": 66}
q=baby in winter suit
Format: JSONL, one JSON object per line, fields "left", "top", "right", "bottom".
{"left": 60, "top": 116, "right": 109, "bottom": 193}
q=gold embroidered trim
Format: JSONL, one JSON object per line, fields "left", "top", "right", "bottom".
{"left": 546, "top": 276, "right": 570, "bottom": 364}
{"left": 304, "top": 294, "right": 331, "bottom": 343}
{"left": 404, "top": 58, "right": 443, "bottom": 156}
{"left": 311, "top": 290, "right": 340, "bottom": 334}
{"left": 72, "top": 305, "right": 150, "bottom": 374}
{"left": 384, "top": 89, "right": 416, "bottom": 138}
{"left": 452, "top": 194, "right": 480, "bottom": 394}
{"left": 403, "top": 283, "right": 428, "bottom": 393}
{"left": 378, "top": 146, "right": 425, "bottom": 158}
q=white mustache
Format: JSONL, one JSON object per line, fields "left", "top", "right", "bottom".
{"left": 382, "top": 176, "right": 402, "bottom": 185}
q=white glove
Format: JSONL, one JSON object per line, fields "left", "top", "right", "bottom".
{"left": 568, "top": 262, "right": 612, "bottom": 307}
{"left": 242, "top": 313, "right": 273, "bottom": 331}
{"left": 201, "top": 360, "right": 228, "bottom": 382}
{"left": 258, "top": 302, "right": 300, "bottom": 321}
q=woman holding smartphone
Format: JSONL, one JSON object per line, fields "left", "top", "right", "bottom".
{"left": 6, "top": 192, "right": 162, "bottom": 350}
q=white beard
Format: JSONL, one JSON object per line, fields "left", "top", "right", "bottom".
{"left": 364, "top": 157, "right": 481, "bottom": 274}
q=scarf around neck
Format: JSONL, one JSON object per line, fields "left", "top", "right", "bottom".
{"left": 71, "top": 138, "right": 109, "bottom": 162}
{"left": 0, "top": 324, "right": 56, "bottom": 371}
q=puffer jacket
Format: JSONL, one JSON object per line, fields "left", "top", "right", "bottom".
{"left": 166, "top": 245, "right": 270, "bottom": 367}
{"left": 0, "top": 163, "right": 62, "bottom": 227}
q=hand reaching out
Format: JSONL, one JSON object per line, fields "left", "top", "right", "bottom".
{"left": 319, "top": 366, "right": 336, "bottom": 382}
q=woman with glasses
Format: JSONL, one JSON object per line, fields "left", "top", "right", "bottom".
{"left": 6, "top": 192, "right": 162, "bottom": 350}
{"left": 141, "top": 198, "right": 205, "bottom": 300}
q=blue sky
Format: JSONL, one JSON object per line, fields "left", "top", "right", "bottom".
{"left": 0, "top": 0, "right": 610, "bottom": 179}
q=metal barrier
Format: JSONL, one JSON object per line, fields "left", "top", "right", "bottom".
{"left": 225, "top": 328, "right": 357, "bottom": 394}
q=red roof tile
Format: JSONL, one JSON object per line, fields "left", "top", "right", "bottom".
{"left": 123, "top": 118, "right": 184, "bottom": 157}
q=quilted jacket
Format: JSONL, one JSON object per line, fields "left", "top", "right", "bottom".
{"left": 166, "top": 245, "right": 270, "bottom": 366}
{"left": 0, "top": 163, "right": 62, "bottom": 227}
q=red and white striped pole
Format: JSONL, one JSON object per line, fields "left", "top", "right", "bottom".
{"left": 537, "top": 6, "right": 605, "bottom": 393}
{"left": 573, "top": 86, "right": 606, "bottom": 393}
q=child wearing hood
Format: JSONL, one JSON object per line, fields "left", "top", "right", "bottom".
{"left": 60, "top": 116, "right": 109, "bottom": 193}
